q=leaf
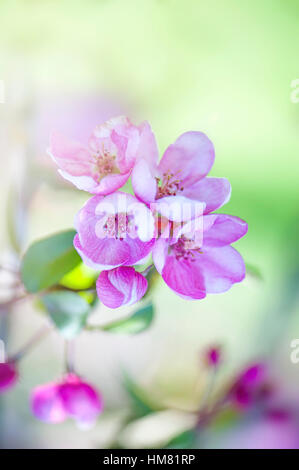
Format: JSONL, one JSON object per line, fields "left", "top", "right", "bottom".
{"left": 102, "top": 303, "right": 154, "bottom": 334}
{"left": 40, "top": 291, "right": 91, "bottom": 338}
{"left": 245, "top": 262, "right": 263, "bottom": 280}
{"left": 165, "top": 429, "right": 197, "bottom": 449}
{"left": 123, "top": 371, "right": 161, "bottom": 418}
{"left": 143, "top": 268, "right": 160, "bottom": 299}
{"left": 59, "top": 263, "right": 97, "bottom": 290}
{"left": 21, "top": 230, "right": 81, "bottom": 293}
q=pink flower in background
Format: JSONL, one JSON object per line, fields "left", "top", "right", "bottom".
{"left": 0, "top": 362, "right": 18, "bottom": 393}
{"left": 31, "top": 374, "right": 103, "bottom": 425}
{"left": 219, "top": 413, "right": 299, "bottom": 449}
{"left": 205, "top": 346, "right": 222, "bottom": 367}
{"left": 132, "top": 131, "right": 231, "bottom": 217}
{"left": 74, "top": 192, "right": 155, "bottom": 270}
{"left": 49, "top": 116, "right": 156, "bottom": 195}
{"left": 153, "top": 214, "right": 247, "bottom": 299}
{"left": 96, "top": 266, "right": 148, "bottom": 308}
{"left": 31, "top": 381, "right": 66, "bottom": 423}
{"left": 230, "top": 363, "right": 270, "bottom": 409}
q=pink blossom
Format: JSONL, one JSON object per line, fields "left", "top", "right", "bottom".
{"left": 31, "top": 381, "right": 67, "bottom": 423}
{"left": 0, "top": 361, "right": 18, "bottom": 393}
{"left": 229, "top": 363, "right": 270, "bottom": 409}
{"left": 132, "top": 130, "right": 231, "bottom": 216}
{"left": 96, "top": 266, "right": 148, "bottom": 308}
{"left": 31, "top": 374, "right": 103, "bottom": 425}
{"left": 74, "top": 192, "right": 155, "bottom": 270}
{"left": 152, "top": 214, "right": 248, "bottom": 299}
{"left": 49, "top": 116, "right": 156, "bottom": 195}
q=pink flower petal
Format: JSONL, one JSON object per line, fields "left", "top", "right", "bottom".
{"left": 198, "top": 245, "right": 246, "bottom": 293}
{"left": 158, "top": 131, "right": 215, "bottom": 188}
{"left": 137, "top": 121, "right": 159, "bottom": 170}
{"left": 183, "top": 177, "right": 231, "bottom": 214}
{"left": 202, "top": 214, "right": 248, "bottom": 247}
{"left": 58, "top": 170, "right": 97, "bottom": 192}
{"left": 59, "top": 374, "right": 103, "bottom": 426}
{"left": 162, "top": 254, "right": 206, "bottom": 300}
{"left": 0, "top": 362, "right": 18, "bottom": 393}
{"left": 131, "top": 159, "right": 158, "bottom": 204}
{"left": 49, "top": 131, "right": 92, "bottom": 176}
{"left": 74, "top": 193, "right": 155, "bottom": 269}
{"left": 152, "top": 195, "right": 205, "bottom": 222}
{"left": 96, "top": 267, "right": 148, "bottom": 308}
{"left": 31, "top": 382, "right": 66, "bottom": 423}
{"left": 74, "top": 234, "right": 129, "bottom": 270}
{"left": 91, "top": 171, "right": 132, "bottom": 195}
{"left": 152, "top": 237, "right": 169, "bottom": 274}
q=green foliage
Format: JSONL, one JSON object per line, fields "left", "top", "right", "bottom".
{"left": 165, "top": 429, "right": 197, "bottom": 449}
{"left": 245, "top": 262, "right": 263, "bottom": 281}
{"left": 60, "top": 262, "right": 97, "bottom": 290}
{"left": 40, "top": 290, "right": 91, "bottom": 338}
{"left": 102, "top": 303, "right": 154, "bottom": 334}
{"left": 21, "top": 230, "right": 81, "bottom": 293}
{"left": 123, "top": 372, "right": 161, "bottom": 418}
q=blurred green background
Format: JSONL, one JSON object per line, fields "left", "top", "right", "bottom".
{"left": 0, "top": 0, "right": 298, "bottom": 448}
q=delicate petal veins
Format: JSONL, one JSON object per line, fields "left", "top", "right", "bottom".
{"left": 96, "top": 267, "right": 148, "bottom": 308}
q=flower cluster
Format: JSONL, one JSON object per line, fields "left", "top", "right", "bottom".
{"left": 49, "top": 116, "right": 248, "bottom": 307}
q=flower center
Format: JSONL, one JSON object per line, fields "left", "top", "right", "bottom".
{"left": 156, "top": 172, "right": 184, "bottom": 198}
{"left": 103, "top": 213, "right": 136, "bottom": 240}
{"left": 92, "top": 148, "right": 119, "bottom": 181}
{"left": 172, "top": 237, "right": 202, "bottom": 262}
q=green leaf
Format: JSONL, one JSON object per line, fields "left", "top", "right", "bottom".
{"left": 102, "top": 303, "right": 154, "bottom": 334}
{"left": 41, "top": 291, "right": 90, "bottom": 338}
{"left": 165, "top": 429, "right": 197, "bottom": 449}
{"left": 245, "top": 262, "right": 263, "bottom": 280}
{"left": 59, "top": 263, "right": 97, "bottom": 290}
{"left": 21, "top": 230, "right": 81, "bottom": 293}
{"left": 123, "top": 372, "right": 161, "bottom": 418}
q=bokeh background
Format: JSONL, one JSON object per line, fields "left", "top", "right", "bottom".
{"left": 0, "top": 0, "right": 298, "bottom": 448}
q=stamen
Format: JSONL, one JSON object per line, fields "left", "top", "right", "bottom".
{"left": 156, "top": 171, "right": 184, "bottom": 198}
{"left": 172, "top": 237, "right": 203, "bottom": 262}
{"left": 92, "top": 148, "right": 119, "bottom": 182}
{"left": 102, "top": 213, "right": 135, "bottom": 239}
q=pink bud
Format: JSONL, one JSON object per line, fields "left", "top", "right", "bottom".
{"left": 96, "top": 266, "right": 148, "bottom": 308}
{"left": 230, "top": 362, "right": 268, "bottom": 410}
{"left": 0, "top": 362, "right": 18, "bottom": 393}
{"left": 31, "top": 374, "right": 103, "bottom": 425}
{"left": 59, "top": 374, "right": 103, "bottom": 426}
{"left": 238, "top": 363, "right": 265, "bottom": 386}
{"left": 204, "top": 346, "right": 221, "bottom": 367}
